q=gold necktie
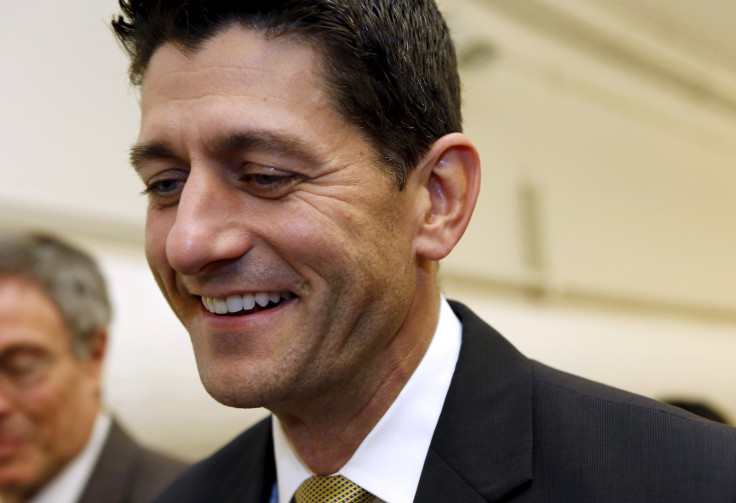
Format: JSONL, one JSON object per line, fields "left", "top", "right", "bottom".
{"left": 294, "top": 475, "right": 374, "bottom": 503}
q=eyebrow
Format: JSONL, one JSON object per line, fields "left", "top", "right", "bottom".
{"left": 130, "top": 131, "right": 322, "bottom": 173}
{"left": 210, "top": 131, "right": 321, "bottom": 166}
{"left": 130, "top": 141, "right": 176, "bottom": 173}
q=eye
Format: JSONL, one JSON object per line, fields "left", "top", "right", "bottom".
{"left": 239, "top": 165, "right": 302, "bottom": 198}
{"left": 141, "top": 170, "right": 188, "bottom": 204}
{"left": 0, "top": 349, "right": 55, "bottom": 389}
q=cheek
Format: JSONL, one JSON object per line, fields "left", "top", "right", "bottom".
{"left": 145, "top": 213, "right": 174, "bottom": 293}
{"left": 21, "top": 384, "right": 73, "bottom": 453}
{"left": 145, "top": 211, "right": 169, "bottom": 265}
{"left": 289, "top": 206, "right": 408, "bottom": 295}
{"left": 271, "top": 206, "right": 366, "bottom": 276}
{"left": 26, "top": 369, "right": 97, "bottom": 454}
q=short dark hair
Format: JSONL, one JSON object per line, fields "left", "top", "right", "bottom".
{"left": 0, "top": 232, "right": 111, "bottom": 357}
{"left": 112, "top": 0, "right": 462, "bottom": 188}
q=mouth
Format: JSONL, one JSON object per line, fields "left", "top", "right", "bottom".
{"left": 0, "top": 438, "right": 25, "bottom": 457}
{"left": 200, "top": 291, "right": 294, "bottom": 315}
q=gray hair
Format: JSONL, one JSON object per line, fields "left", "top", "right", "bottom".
{"left": 0, "top": 232, "right": 112, "bottom": 357}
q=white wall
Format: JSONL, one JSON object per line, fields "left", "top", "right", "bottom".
{"left": 1, "top": 0, "right": 735, "bottom": 462}
{"left": 0, "top": 1, "right": 144, "bottom": 239}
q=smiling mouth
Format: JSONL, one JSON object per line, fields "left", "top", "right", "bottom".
{"left": 201, "top": 292, "right": 293, "bottom": 315}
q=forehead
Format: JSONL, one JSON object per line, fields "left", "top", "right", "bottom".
{"left": 140, "top": 25, "right": 325, "bottom": 115}
{"left": 136, "top": 24, "right": 377, "bottom": 173}
{"left": 0, "top": 276, "right": 69, "bottom": 352}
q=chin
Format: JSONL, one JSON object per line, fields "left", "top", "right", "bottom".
{"left": 207, "top": 389, "right": 261, "bottom": 409}
{"left": 0, "top": 468, "right": 37, "bottom": 498}
{"left": 195, "top": 349, "right": 305, "bottom": 411}
{"left": 199, "top": 371, "right": 272, "bottom": 410}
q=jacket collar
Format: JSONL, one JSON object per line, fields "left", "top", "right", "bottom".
{"left": 218, "top": 419, "right": 276, "bottom": 503}
{"left": 415, "top": 301, "right": 534, "bottom": 502}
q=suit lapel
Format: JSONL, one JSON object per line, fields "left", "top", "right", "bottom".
{"left": 215, "top": 418, "right": 276, "bottom": 503}
{"left": 415, "top": 302, "right": 533, "bottom": 502}
{"left": 77, "top": 421, "right": 136, "bottom": 503}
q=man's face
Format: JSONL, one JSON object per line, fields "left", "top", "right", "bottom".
{"left": 0, "top": 276, "right": 101, "bottom": 498}
{"left": 137, "top": 26, "right": 428, "bottom": 411}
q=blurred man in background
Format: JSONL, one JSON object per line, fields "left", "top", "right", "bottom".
{"left": 0, "top": 232, "right": 186, "bottom": 503}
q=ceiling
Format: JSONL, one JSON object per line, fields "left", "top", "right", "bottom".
{"left": 597, "top": 0, "right": 736, "bottom": 68}
{"left": 465, "top": 0, "right": 736, "bottom": 118}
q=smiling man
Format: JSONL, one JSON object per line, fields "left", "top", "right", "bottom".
{"left": 0, "top": 233, "right": 186, "bottom": 503}
{"left": 112, "top": 1, "right": 736, "bottom": 502}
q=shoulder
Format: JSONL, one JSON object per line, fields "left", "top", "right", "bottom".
{"left": 450, "top": 298, "right": 735, "bottom": 446}
{"left": 530, "top": 362, "right": 736, "bottom": 497}
{"left": 80, "top": 420, "right": 189, "bottom": 503}
{"left": 530, "top": 353, "right": 736, "bottom": 437}
{"left": 531, "top": 360, "right": 736, "bottom": 442}
{"left": 130, "top": 445, "right": 190, "bottom": 502}
{"left": 153, "top": 417, "right": 274, "bottom": 503}
{"left": 449, "top": 300, "right": 736, "bottom": 498}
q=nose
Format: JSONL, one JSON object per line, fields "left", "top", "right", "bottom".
{"left": 165, "top": 170, "right": 253, "bottom": 275}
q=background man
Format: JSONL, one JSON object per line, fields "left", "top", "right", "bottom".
{"left": 0, "top": 233, "right": 187, "bottom": 503}
{"left": 112, "top": 1, "right": 736, "bottom": 501}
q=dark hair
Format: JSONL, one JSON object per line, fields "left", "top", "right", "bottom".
{"left": 0, "top": 232, "right": 111, "bottom": 357}
{"left": 112, "top": 0, "right": 462, "bottom": 188}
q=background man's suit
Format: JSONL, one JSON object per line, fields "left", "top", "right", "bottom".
{"left": 154, "top": 302, "right": 736, "bottom": 502}
{"left": 77, "top": 421, "right": 187, "bottom": 503}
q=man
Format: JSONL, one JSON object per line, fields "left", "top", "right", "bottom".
{"left": 0, "top": 233, "right": 187, "bottom": 503}
{"left": 111, "top": 1, "right": 736, "bottom": 501}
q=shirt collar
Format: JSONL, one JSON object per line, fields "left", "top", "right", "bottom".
{"left": 29, "top": 412, "right": 111, "bottom": 503}
{"left": 273, "top": 296, "right": 462, "bottom": 503}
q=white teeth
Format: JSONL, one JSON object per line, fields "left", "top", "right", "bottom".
{"left": 213, "top": 298, "right": 228, "bottom": 314}
{"left": 255, "top": 292, "right": 269, "bottom": 307}
{"left": 243, "top": 294, "right": 256, "bottom": 310}
{"left": 226, "top": 295, "right": 244, "bottom": 313}
{"left": 201, "top": 292, "right": 290, "bottom": 314}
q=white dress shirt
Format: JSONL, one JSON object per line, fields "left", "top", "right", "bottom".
{"left": 29, "top": 412, "right": 111, "bottom": 503}
{"left": 273, "top": 297, "right": 462, "bottom": 503}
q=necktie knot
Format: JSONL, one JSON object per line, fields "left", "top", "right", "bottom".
{"left": 294, "top": 475, "right": 374, "bottom": 503}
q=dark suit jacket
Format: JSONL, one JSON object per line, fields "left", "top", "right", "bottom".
{"left": 77, "top": 420, "right": 188, "bottom": 503}
{"left": 154, "top": 301, "right": 736, "bottom": 502}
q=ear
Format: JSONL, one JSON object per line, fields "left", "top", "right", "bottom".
{"left": 411, "top": 133, "right": 481, "bottom": 261}
{"left": 83, "top": 328, "right": 108, "bottom": 391}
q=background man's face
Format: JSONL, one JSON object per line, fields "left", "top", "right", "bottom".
{"left": 0, "top": 277, "right": 101, "bottom": 498}
{"left": 137, "top": 26, "right": 426, "bottom": 412}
